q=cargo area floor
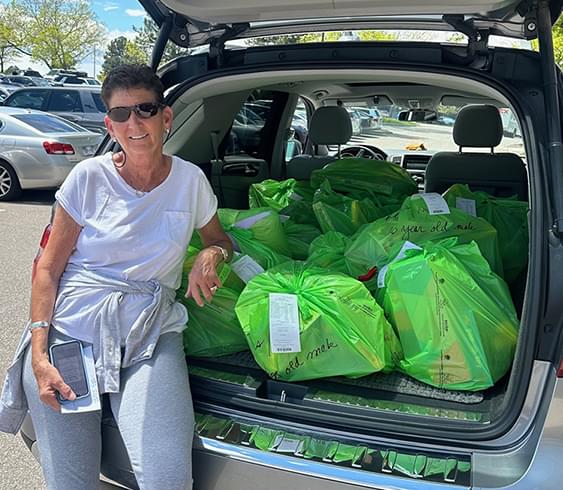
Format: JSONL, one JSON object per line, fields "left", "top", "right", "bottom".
{"left": 188, "top": 350, "right": 505, "bottom": 423}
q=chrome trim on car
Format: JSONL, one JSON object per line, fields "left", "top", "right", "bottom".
{"left": 194, "top": 411, "right": 471, "bottom": 487}
{"left": 195, "top": 436, "right": 468, "bottom": 489}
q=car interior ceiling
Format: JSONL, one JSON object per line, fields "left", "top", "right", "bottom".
{"left": 168, "top": 69, "right": 514, "bottom": 163}
{"left": 163, "top": 68, "right": 529, "bottom": 427}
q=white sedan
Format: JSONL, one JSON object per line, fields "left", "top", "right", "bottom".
{"left": 0, "top": 107, "right": 102, "bottom": 200}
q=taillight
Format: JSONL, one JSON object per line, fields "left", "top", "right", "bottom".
{"left": 43, "top": 141, "right": 75, "bottom": 155}
{"left": 32, "top": 224, "right": 52, "bottom": 283}
{"left": 557, "top": 360, "right": 563, "bottom": 377}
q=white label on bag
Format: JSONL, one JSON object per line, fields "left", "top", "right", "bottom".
{"left": 234, "top": 210, "right": 272, "bottom": 229}
{"left": 231, "top": 255, "right": 265, "bottom": 283}
{"left": 269, "top": 293, "right": 301, "bottom": 354}
{"left": 455, "top": 197, "right": 477, "bottom": 217}
{"left": 377, "top": 241, "right": 422, "bottom": 288}
{"left": 60, "top": 345, "right": 101, "bottom": 414}
{"left": 420, "top": 193, "right": 450, "bottom": 215}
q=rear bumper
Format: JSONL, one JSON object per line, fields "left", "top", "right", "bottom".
{"left": 20, "top": 362, "right": 563, "bottom": 490}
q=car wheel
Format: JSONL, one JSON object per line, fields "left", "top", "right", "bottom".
{"left": 0, "top": 161, "right": 22, "bottom": 201}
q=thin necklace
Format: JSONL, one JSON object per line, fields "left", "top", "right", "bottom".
{"left": 115, "top": 157, "right": 168, "bottom": 198}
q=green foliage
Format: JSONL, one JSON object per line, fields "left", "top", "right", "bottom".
{"left": 551, "top": 15, "right": 563, "bottom": 66}
{"left": 3, "top": 0, "right": 106, "bottom": 69}
{"left": 99, "top": 36, "right": 148, "bottom": 80}
{"left": 525, "top": 16, "right": 563, "bottom": 66}
{"left": 133, "top": 17, "right": 188, "bottom": 66}
{"left": 247, "top": 31, "right": 396, "bottom": 46}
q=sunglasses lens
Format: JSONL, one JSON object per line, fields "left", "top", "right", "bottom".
{"left": 108, "top": 103, "right": 161, "bottom": 122}
{"left": 136, "top": 103, "right": 160, "bottom": 118}
{"left": 108, "top": 107, "right": 131, "bottom": 122}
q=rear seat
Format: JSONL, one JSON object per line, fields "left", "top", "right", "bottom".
{"left": 424, "top": 104, "right": 528, "bottom": 200}
{"left": 285, "top": 106, "right": 352, "bottom": 180}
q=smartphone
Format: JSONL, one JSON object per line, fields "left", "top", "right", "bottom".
{"left": 49, "top": 340, "right": 89, "bottom": 402}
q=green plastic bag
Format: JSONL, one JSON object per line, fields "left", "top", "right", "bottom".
{"left": 280, "top": 199, "right": 319, "bottom": 227}
{"left": 312, "top": 180, "right": 382, "bottom": 236}
{"left": 218, "top": 207, "right": 292, "bottom": 257}
{"left": 345, "top": 193, "right": 504, "bottom": 281}
{"left": 382, "top": 239, "right": 519, "bottom": 391}
{"left": 235, "top": 261, "right": 402, "bottom": 381}
{"left": 178, "top": 246, "right": 249, "bottom": 357}
{"left": 443, "top": 184, "right": 528, "bottom": 283}
{"left": 249, "top": 178, "right": 315, "bottom": 211}
{"left": 282, "top": 220, "right": 322, "bottom": 260}
{"left": 306, "top": 231, "right": 353, "bottom": 276}
{"left": 310, "top": 158, "right": 417, "bottom": 203}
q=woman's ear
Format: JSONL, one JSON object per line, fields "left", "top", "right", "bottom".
{"left": 162, "top": 105, "right": 173, "bottom": 129}
{"left": 104, "top": 114, "right": 114, "bottom": 137}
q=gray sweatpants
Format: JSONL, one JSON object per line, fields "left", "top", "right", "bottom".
{"left": 22, "top": 329, "right": 194, "bottom": 490}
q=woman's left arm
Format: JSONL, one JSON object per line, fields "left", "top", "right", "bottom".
{"left": 186, "top": 214, "right": 233, "bottom": 306}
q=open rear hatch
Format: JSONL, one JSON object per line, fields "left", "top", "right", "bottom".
{"left": 136, "top": 0, "right": 563, "bottom": 447}
{"left": 139, "top": 0, "right": 563, "bottom": 48}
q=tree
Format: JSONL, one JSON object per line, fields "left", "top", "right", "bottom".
{"left": 133, "top": 17, "right": 188, "bottom": 66}
{"left": 0, "top": 0, "right": 106, "bottom": 70}
{"left": 99, "top": 36, "right": 147, "bottom": 79}
{"left": 247, "top": 31, "right": 396, "bottom": 46}
{"left": 550, "top": 15, "right": 563, "bottom": 66}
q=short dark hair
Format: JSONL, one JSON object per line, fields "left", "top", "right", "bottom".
{"left": 101, "top": 64, "right": 164, "bottom": 107}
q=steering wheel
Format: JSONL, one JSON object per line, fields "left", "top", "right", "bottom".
{"left": 339, "top": 145, "right": 387, "bottom": 161}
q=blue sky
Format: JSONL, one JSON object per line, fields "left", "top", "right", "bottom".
{"left": 93, "top": 0, "right": 146, "bottom": 35}
{"left": 12, "top": 0, "right": 148, "bottom": 77}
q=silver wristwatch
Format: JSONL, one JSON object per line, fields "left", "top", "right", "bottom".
{"left": 29, "top": 320, "right": 50, "bottom": 332}
{"left": 209, "top": 245, "right": 229, "bottom": 262}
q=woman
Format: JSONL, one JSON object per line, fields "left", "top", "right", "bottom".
{"left": 0, "top": 64, "right": 232, "bottom": 489}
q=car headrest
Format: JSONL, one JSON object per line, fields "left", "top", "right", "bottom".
{"left": 453, "top": 104, "right": 503, "bottom": 148}
{"left": 308, "top": 106, "right": 352, "bottom": 145}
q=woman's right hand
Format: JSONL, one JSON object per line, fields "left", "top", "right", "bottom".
{"left": 32, "top": 358, "right": 76, "bottom": 411}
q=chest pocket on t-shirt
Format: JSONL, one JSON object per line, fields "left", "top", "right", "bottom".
{"left": 161, "top": 210, "right": 193, "bottom": 250}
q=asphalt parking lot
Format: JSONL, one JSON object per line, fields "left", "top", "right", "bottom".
{"left": 0, "top": 190, "right": 121, "bottom": 489}
{"left": 0, "top": 123, "right": 524, "bottom": 488}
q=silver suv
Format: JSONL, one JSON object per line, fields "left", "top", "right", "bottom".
{"left": 2, "top": 86, "right": 106, "bottom": 134}
{"left": 19, "top": 0, "right": 563, "bottom": 489}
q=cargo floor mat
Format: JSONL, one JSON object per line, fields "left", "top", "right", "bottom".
{"left": 195, "top": 350, "right": 485, "bottom": 405}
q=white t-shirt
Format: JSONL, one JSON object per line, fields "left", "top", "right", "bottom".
{"left": 52, "top": 152, "right": 218, "bottom": 344}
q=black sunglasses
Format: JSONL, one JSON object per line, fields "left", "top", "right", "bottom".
{"left": 107, "top": 102, "right": 164, "bottom": 122}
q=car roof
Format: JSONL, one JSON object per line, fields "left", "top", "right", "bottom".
{"left": 7, "top": 86, "right": 100, "bottom": 91}
{"left": 0, "top": 106, "right": 50, "bottom": 115}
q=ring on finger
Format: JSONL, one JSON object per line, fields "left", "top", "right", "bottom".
{"left": 210, "top": 285, "right": 218, "bottom": 292}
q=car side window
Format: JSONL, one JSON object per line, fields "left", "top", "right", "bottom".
{"left": 286, "top": 97, "right": 308, "bottom": 161}
{"left": 226, "top": 91, "right": 275, "bottom": 157}
{"left": 5, "top": 90, "right": 48, "bottom": 110}
{"left": 47, "top": 90, "right": 82, "bottom": 112}
{"left": 90, "top": 92, "right": 106, "bottom": 112}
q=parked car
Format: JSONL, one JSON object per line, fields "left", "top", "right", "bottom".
{"left": 351, "top": 106, "right": 384, "bottom": 131}
{"left": 1, "top": 86, "right": 106, "bottom": 134}
{"left": 367, "top": 107, "right": 383, "bottom": 129}
{"left": 0, "top": 84, "right": 20, "bottom": 100}
{"left": 44, "top": 68, "right": 89, "bottom": 80}
{"left": 500, "top": 108, "right": 521, "bottom": 137}
{"left": 52, "top": 75, "right": 101, "bottom": 86}
{"left": 437, "top": 114, "right": 456, "bottom": 126}
{"left": 4, "top": 75, "right": 49, "bottom": 87}
{"left": 0, "top": 107, "right": 102, "bottom": 200}
{"left": 346, "top": 108, "right": 362, "bottom": 135}
{"left": 18, "top": 1, "right": 563, "bottom": 490}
